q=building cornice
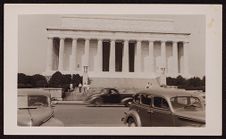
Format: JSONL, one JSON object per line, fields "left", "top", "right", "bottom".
{"left": 47, "top": 27, "right": 191, "bottom": 36}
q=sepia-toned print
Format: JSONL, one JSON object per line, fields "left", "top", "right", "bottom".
{"left": 17, "top": 14, "right": 206, "bottom": 127}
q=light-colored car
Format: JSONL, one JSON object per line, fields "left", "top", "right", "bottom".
{"left": 121, "top": 87, "right": 205, "bottom": 127}
{"left": 17, "top": 89, "right": 64, "bottom": 126}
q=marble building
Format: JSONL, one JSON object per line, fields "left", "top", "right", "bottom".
{"left": 44, "top": 16, "right": 190, "bottom": 88}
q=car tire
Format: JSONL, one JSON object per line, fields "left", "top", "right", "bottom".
{"left": 127, "top": 117, "right": 137, "bottom": 127}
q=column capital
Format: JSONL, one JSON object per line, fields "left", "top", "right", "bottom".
{"left": 97, "top": 38, "right": 103, "bottom": 41}
{"left": 72, "top": 38, "right": 78, "bottom": 40}
{"left": 172, "top": 41, "right": 178, "bottom": 44}
{"left": 148, "top": 40, "right": 155, "bottom": 43}
{"left": 136, "top": 40, "right": 142, "bottom": 43}
{"left": 85, "top": 38, "right": 90, "bottom": 41}
{"left": 160, "top": 40, "right": 167, "bottom": 43}
{"left": 110, "top": 39, "right": 116, "bottom": 42}
{"left": 59, "top": 37, "right": 65, "bottom": 40}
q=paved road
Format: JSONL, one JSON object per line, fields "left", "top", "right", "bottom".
{"left": 54, "top": 104, "right": 129, "bottom": 127}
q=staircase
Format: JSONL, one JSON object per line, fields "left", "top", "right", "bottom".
{"left": 89, "top": 77, "right": 160, "bottom": 89}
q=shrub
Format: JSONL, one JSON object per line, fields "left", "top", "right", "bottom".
{"left": 18, "top": 73, "right": 33, "bottom": 88}
{"left": 31, "top": 74, "right": 48, "bottom": 88}
{"left": 48, "top": 71, "right": 64, "bottom": 88}
{"left": 72, "top": 74, "right": 82, "bottom": 87}
{"left": 167, "top": 75, "right": 205, "bottom": 91}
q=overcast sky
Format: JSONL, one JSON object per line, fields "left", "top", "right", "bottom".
{"left": 18, "top": 15, "right": 205, "bottom": 77}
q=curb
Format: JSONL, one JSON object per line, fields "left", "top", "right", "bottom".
{"left": 55, "top": 101, "right": 86, "bottom": 105}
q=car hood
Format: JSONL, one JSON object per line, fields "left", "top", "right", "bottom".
{"left": 18, "top": 107, "right": 54, "bottom": 126}
{"left": 174, "top": 109, "right": 205, "bottom": 124}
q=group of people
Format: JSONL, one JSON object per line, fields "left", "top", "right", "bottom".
{"left": 78, "top": 83, "right": 90, "bottom": 93}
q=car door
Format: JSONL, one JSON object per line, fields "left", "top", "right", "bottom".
{"left": 150, "top": 96, "right": 174, "bottom": 126}
{"left": 107, "top": 89, "right": 121, "bottom": 103}
{"left": 137, "top": 94, "right": 153, "bottom": 126}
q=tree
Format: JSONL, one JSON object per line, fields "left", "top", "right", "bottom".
{"left": 18, "top": 73, "right": 33, "bottom": 88}
{"left": 31, "top": 74, "right": 48, "bottom": 88}
{"left": 176, "top": 75, "right": 186, "bottom": 86}
{"left": 48, "top": 71, "right": 64, "bottom": 88}
{"left": 71, "top": 74, "right": 82, "bottom": 87}
{"left": 166, "top": 77, "right": 177, "bottom": 86}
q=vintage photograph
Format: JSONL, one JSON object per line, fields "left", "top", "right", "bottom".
{"left": 17, "top": 14, "right": 206, "bottom": 127}
{"left": 4, "top": 4, "right": 222, "bottom": 135}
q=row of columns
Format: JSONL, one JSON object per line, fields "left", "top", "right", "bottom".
{"left": 46, "top": 37, "right": 189, "bottom": 75}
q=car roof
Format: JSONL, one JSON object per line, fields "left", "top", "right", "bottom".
{"left": 18, "top": 89, "right": 51, "bottom": 97}
{"left": 138, "top": 87, "right": 200, "bottom": 99}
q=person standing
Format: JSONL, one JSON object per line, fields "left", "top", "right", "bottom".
{"left": 145, "top": 82, "right": 152, "bottom": 89}
{"left": 78, "top": 83, "right": 82, "bottom": 93}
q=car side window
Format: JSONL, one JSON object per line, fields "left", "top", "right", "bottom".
{"left": 141, "top": 95, "right": 152, "bottom": 106}
{"left": 110, "top": 89, "right": 118, "bottom": 95}
{"left": 154, "top": 97, "right": 169, "bottom": 110}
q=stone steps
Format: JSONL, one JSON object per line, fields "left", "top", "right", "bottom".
{"left": 89, "top": 77, "right": 160, "bottom": 89}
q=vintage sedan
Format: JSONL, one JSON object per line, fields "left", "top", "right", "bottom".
{"left": 121, "top": 87, "right": 205, "bottom": 127}
{"left": 85, "top": 88, "right": 133, "bottom": 106}
{"left": 17, "top": 89, "right": 64, "bottom": 126}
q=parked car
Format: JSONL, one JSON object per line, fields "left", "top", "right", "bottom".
{"left": 85, "top": 88, "right": 133, "bottom": 106}
{"left": 17, "top": 89, "right": 64, "bottom": 126}
{"left": 121, "top": 87, "right": 205, "bottom": 127}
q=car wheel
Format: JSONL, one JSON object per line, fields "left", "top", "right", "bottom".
{"left": 94, "top": 98, "right": 102, "bottom": 106}
{"left": 127, "top": 117, "right": 137, "bottom": 127}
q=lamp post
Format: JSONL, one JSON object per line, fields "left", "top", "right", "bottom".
{"left": 160, "top": 67, "right": 167, "bottom": 87}
{"left": 83, "top": 66, "right": 88, "bottom": 86}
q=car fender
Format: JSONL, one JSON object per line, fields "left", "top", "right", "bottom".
{"left": 121, "top": 97, "right": 133, "bottom": 106}
{"left": 88, "top": 96, "right": 102, "bottom": 104}
{"left": 121, "top": 97, "right": 133, "bottom": 103}
{"left": 124, "top": 110, "right": 142, "bottom": 127}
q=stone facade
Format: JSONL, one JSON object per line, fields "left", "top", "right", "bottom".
{"left": 43, "top": 16, "right": 190, "bottom": 88}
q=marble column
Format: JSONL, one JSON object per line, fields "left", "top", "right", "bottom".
{"left": 109, "top": 39, "right": 115, "bottom": 72}
{"left": 84, "top": 38, "right": 90, "bottom": 66}
{"left": 183, "top": 42, "right": 189, "bottom": 75}
{"left": 46, "top": 37, "right": 54, "bottom": 71}
{"left": 70, "top": 38, "right": 77, "bottom": 71}
{"left": 96, "top": 39, "right": 103, "bottom": 72}
{"left": 58, "top": 37, "right": 65, "bottom": 71}
{"left": 149, "top": 40, "right": 154, "bottom": 72}
{"left": 161, "top": 41, "right": 166, "bottom": 69}
{"left": 172, "top": 41, "right": 178, "bottom": 75}
{"left": 122, "top": 40, "right": 129, "bottom": 72}
{"left": 135, "top": 40, "right": 142, "bottom": 72}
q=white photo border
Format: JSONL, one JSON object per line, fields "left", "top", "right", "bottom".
{"left": 4, "top": 4, "right": 222, "bottom": 135}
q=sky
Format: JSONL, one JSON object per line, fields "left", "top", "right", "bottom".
{"left": 18, "top": 15, "right": 205, "bottom": 77}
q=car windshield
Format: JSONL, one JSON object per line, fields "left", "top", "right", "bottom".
{"left": 170, "top": 96, "right": 203, "bottom": 111}
{"left": 18, "top": 95, "right": 49, "bottom": 108}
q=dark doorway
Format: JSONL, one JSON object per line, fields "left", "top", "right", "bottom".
{"left": 129, "top": 43, "right": 135, "bottom": 72}
{"left": 115, "top": 42, "right": 123, "bottom": 72}
{"left": 102, "top": 41, "right": 110, "bottom": 71}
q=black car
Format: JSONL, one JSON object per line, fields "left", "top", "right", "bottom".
{"left": 85, "top": 88, "right": 133, "bottom": 106}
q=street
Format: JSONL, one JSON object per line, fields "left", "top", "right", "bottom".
{"left": 54, "top": 104, "right": 129, "bottom": 127}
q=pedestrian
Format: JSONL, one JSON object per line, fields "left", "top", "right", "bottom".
{"left": 145, "top": 82, "right": 152, "bottom": 89}
{"left": 78, "top": 83, "right": 82, "bottom": 93}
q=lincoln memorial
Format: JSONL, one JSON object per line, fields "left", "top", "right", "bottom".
{"left": 44, "top": 16, "right": 190, "bottom": 88}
